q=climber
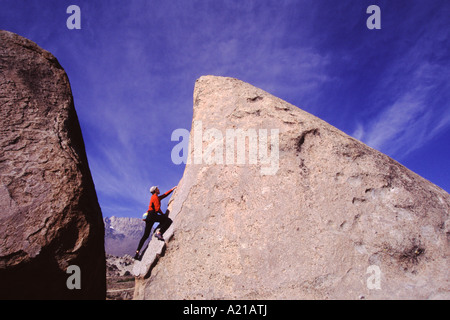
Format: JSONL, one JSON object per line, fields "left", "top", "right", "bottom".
{"left": 134, "top": 185, "right": 177, "bottom": 260}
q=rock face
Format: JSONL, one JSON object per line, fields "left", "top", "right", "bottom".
{"left": 0, "top": 30, "right": 106, "bottom": 299}
{"left": 134, "top": 75, "right": 450, "bottom": 299}
{"left": 104, "top": 216, "right": 145, "bottom": 257}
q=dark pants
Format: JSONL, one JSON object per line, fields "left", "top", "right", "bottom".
{"left": 136, "top": 211, "right": 172, "bottom": 252}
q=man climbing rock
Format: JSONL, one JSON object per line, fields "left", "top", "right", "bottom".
{"left": 134, "top": 186, "right": 177, "bottom": 260}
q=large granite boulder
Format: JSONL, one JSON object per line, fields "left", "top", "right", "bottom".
{"left": 0, "top": 30, "right": 106, "bottom": 299}
{"left": 134, "top": 76, "right": 449, "bottom": 299}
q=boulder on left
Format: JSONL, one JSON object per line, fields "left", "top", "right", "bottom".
{"left": 0, "top": 30, "right": 106, "bottom": 299}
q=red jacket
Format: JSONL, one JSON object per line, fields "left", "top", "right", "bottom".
{"left": 148, "top": 188, "right": 175, "bottom": 214}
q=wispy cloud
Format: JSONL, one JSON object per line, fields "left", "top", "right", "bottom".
{"left": 4, "top": 0, "right": 449, "bottom": 214}
{"left": 157, "top": 2, "right": 332, "bottom": 111}
{"left": 352, "top": 5, "right": 450, "bottom": 159}
{"left": 355, "top": 74, "right": 450, "bottom": 159}
{"left": 362, "top": 92, "right": 428, "bottom": 155}
{"left": 71, "top": 0, "right": 334, "bottom": 218}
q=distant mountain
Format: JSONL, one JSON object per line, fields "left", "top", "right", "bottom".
{"left": 104, "top": 216, "right": 146, "bottom": 256}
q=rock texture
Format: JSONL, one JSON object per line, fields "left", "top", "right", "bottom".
{"left": 134, "top": 75, "right": 450, "bottom": 300}
{"left": 105, "top": 216, "right": 145, "bottom": 257}
{"left": 0, "top": 30, "right": 105, "bottom": 299}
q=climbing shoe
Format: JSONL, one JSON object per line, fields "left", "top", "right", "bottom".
{"left": 155, "top": 232, "right": 164, "bottom": 241}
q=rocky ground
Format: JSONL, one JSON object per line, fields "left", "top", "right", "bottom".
{"left": 106, "top": 254, "right": 135, "bottom": 300}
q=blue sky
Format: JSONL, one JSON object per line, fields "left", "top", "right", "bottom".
{"left": 1, "top": 0, "right": 449, "bottom": 218}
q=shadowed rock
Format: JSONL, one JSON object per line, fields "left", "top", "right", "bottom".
{"left": 0, "top": 30, "right": 106, "bottom": 299}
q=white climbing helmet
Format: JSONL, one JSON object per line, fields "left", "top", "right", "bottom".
{"left": 149, "top": 186, "right": 158, "bottom": 193}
